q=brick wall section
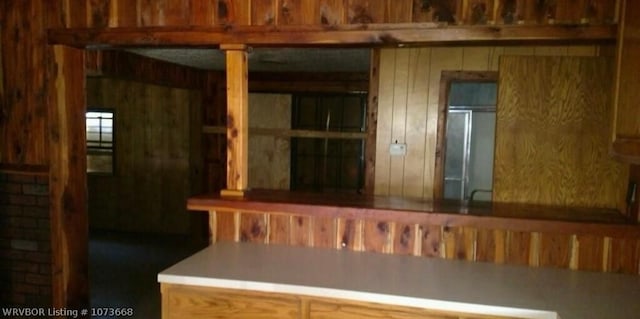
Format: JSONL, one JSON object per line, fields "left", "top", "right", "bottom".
{"left": 0, "top": 171, "right": 52, "bottom": 307}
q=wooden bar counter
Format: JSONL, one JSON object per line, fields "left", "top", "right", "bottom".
{"left": 188, "top": 190, "right": 640, "bottom": 275}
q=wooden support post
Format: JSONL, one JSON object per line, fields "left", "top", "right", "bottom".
{"left": 220, "top": 44, "right": 249, "bottom": 197}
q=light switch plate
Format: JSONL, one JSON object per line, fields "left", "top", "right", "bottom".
{"left": 389, "top": 143, "right": 407, "bottom": 156}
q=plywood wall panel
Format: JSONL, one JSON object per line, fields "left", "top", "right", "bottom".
{"left": 494, "top": 56, "right": 628, "bottom": 209}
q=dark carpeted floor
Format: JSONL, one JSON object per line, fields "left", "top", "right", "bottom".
{"left": 89, "top": 230, "right": 207, "bottom": 319}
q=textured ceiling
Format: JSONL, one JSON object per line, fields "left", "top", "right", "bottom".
{"left": 126, "top": 48, "right": 371, "bottom": 72}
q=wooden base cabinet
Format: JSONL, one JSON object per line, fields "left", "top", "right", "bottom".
{"left": 161, "top": 284, "right": 527, "bottom": 319}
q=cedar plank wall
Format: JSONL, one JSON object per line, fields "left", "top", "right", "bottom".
{"left": 80, "top": 0, "right": 618, "bottom": 27}
{"left": 86, "top": 78, "right": 201, "bottom": 234}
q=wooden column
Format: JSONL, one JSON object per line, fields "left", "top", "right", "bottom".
{"left": 50, "top": 45, "right": 89, "bottom": 311}
{"left": 220, "top": 44, "right": 249, "bottom": 197}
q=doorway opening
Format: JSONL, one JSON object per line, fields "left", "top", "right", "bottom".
{"left": 435, "top": 72, "right": 498, "bottom": 202}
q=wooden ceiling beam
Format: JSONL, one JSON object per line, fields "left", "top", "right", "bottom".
{"left": 48, "top": 24, "right": 616, "bottom": 48}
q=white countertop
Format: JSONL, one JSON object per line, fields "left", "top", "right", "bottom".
{"left": 158, "top": 242, "right": 640, "bottom": 319}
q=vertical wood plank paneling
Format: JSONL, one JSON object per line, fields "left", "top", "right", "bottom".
{"left": 216, "top": 212, "right": 237, "bottom": 241}
{"left": 279, "top": 0, "right": 305, "bottom": 25}
{"left": 421, "top": 225, "right": 441, "bottom": 257}
{"left": 190, "top": 0, "right": 217, "bottom": 25}
{"left": 576, "top": 235, "right": 605, "bottom": 272}
{"left": 389, "top": 49, "right": 410, "bottom": 196}
{"left": 218, "top": 0, "right": 251, "bottom": 25}
{"left": 338, "top": 218, "right": 358, "bottom": 250}
{"left": 290, "top": 215, "right": 311, "bottom": 246}
{"left": 138, "top": 0, "right": 156, "bottom": 26}
{"left": 393, "top": 223, "right": 415, "bottom": 255}
{"left": 108, "top": 0, "right": 138, "bottom": 26}
{"left": 494, "top": 56, "right": 628, "bottom": 209}
{"left": 347, "top": 0, "right": 385, "bottom": 23}
{"left": 538, "top": 233, "right": 571, "bottom": 268}
{"left": 402, "top": 48, "right": 430, "bottom": 198}
{"left": 319, "top": 0, "right": 346, "bottom": 25}
{"left": 374, "top": 49, "right": 396, "bottom": 196}
{"left": 506, "top": 231, "right": 530, "bottom": 265}
{"left": 386, "top": 0, "right": 413, "bottom": 23}
{"left": 412, "top": 0, "right": 460, "bottom": 23}
{"left": 239, "top": 212, "right": 268, "bottom": 243}
{"left": 312, "top": 216, "right": 336, "bottom": 248}
{"left": 609, "top": 238, "right": 640, "bottom": 274}
{"left": 477, "top": 228, "right": 507, "bottom": 263}
{"left": 252, "top": 0, "right": 277, "bottom": 25}
{"left": 269, "top": 214, "right": 290, "bottom": 245}
{"left": 465, "top": 0, "right": 494, "bottom": 24}
{"left": 363, "top": 220, "right": 391, "bottom": 253}
{"left": 88, "top": 0, "right": 111, "bottom": 27}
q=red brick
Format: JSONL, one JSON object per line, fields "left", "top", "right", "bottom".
{"left": 8, "top": 195, "right": 36, "bottom": 206}
{"left": 39, "top": 264, "right": 52, "bottom": 275}
{"left": 11, "top": 261, "right": 39, "bottom": 273}
{"left": 8, "top": 174, "right": 36, "bottom": 183}
{"left": 0, "top": 183, "right": 22, "bottom": 194}
{"left": 14, "top": 283, "right": 39, "bottom": 294}
{"left": 22, "top": 207, "right": 47, "bottom": 217}
{"left": 1, "top": 205, "right": 23, "bottom": 216}
{"left": 25, "top": 274, "right": 49, "bottom": 285}
{"left": 36, "top": 196, "right": 49, "bottom": 207}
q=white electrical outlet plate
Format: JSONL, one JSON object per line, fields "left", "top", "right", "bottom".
{"left": 389, "top": 143, "right": 407, "bottom": 156}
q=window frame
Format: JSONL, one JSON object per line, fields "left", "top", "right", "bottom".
{"left": 86, "top": 108, "right": 115, "bottom": 175}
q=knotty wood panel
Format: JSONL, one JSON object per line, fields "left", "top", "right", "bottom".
{"left": 413, "top": 0, "right": 460, "bottom": 23}
{"left": 494, "top": 56, "right": 628, "bottom": 209}
{"left": 240, "top": 212, "right": 268, "bottom": 243}
{"left": 421, "top": 224, "right": 441, "bottom": 257}
{"left": 313, "top": 216, "right": 336, "bottom": 248}
{"left": 363, "top": 220, "right": 391, "bottom": 253}
{"left": 189, "top": 0, "right": 217, "bottom": 26}
{"left": 609, "top": 238, "right": 640, "bottom": 274}
{"left": 394, "top": 223, "right": 416, "bottom": 255}
{"left": 538, "top": 233, "right": 571, "bottom": 268}
{"left": 216, "top": 211, "right": 238, "bottom": 242}
{"left": 252, "top": 0, "right": 277, "bottom": 25}
{"left": 223, "top": 46, "right": 249, "bottom": 191}
{"left": 290, "top": 215, "right": 311, "bottom": 246}
{"left": 576, "top": 235, "right": 605, "bottom": 272}
{"left": 386, "top": 0, "right": 413, "bottom": 23}
{"left": 476, "top": 229, "right": 506, "bottom": 263}
{"left": 505, "top": 231, "right": 530, "bottom": 265}
{"left": 269, "top": 214, "right": 290, "bottom": 244}
{"left": 347, "top": 0, "right": 386, "bottom": 23}
{"left": 338, "top": 218, "right": 359, "bottom": 250}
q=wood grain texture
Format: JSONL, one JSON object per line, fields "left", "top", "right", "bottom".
{"left": 386, "top": 0, "right": 413, "bottom": 23}
{"left": 347, "top": 0, "right": 385, "bottom": 23}
{"left": 240, "top": 212, "right": 268, "bottom": 243}
{"left": 86, "top": 78, "right": 197, "bottom": 234}
{"left": 538, "top": 233, "right": 571, "bottom": 268}
{"left": 365, "top": 49, "right": 380, "bottom": 195}
{"left": 216, "top": 211, "right": 238, "bottom": 242}
{"left": 505, "top": 231, "right": 530, "bottom": 265}
{"left": 609, "top": 237, "right": 640, "bottom": 274}
{"left": 394, "top": 223, "right": 416, "bottom": 255}
{"left": 252, "top": 0, "right": 277, "bottom": 25}
{"left": 421, "top": 224, "right": 441, "bottom": 257}
{"left": 50, "top": 45, "right": 89, "bottom": 311}
{"left": 576, "top": 235, "right": 605, "bottom": 272}
{"left": 338, "top": 218, "right": 359, "bottom": 250}
{"left": 189, "top": 0, "right": 217, "bottom": 26}
{"left": 269, "top": 214, "right": 290, "bottom": 244}
{"left": 163, "top": 284, "right": 301, "bottom": 319}
{"left": 611, "top": 0, "right": 640, "bottom": 163}
{"left": 494, "top": 56, "right": 628, "bottom": 209}
{"left": 363, "top": 220, "right": 391, "bottom": 253}
{"left": 290, "top": 215, "right": 312, "bottom": 246}
{"left": 223, "top": 46, "right": 249, "bottom": 192}
{"left": 312, "top": 216, "right": 336, "bottom": 248}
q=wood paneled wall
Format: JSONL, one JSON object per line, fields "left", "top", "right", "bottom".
{"left": 75, "top": 0, "right": 619, "bottom": 28}
{"left": 86, "top": 78, "right": 201, "bottom": 234}
{"left": 210, "top": 210, "right": 640, "bottom": 275}
{"left": 374, "top": 45, "right": 609, "bottom": 202}
{"left": 495, "top": 56, "right": 628, "bottom": 210}
{"left": 248, "top": 93, "right": 291, "bottom": 190}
